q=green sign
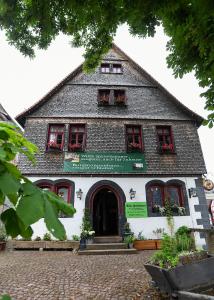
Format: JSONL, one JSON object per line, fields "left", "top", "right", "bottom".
{"left": 125, "top": 202, "right": 148, "bottom": 218}
{"left": 63, "top": 152, "right": 146, "bottom": 173}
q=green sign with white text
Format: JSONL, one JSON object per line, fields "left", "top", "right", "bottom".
{"left": 125, "top": 202, "right": 148, "bottom": 218}
{"left": 63, "top": 152, "right": 146, "bottom": 173}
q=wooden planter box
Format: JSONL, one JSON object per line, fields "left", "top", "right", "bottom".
{"left": 8, "top": 240, "right": 79, "bottom": 251}
{"left": 144, "top": 256, "right": 214, "bottom": 295}
{"left": 134, "top": 239, "right": 161, "bottom": 250}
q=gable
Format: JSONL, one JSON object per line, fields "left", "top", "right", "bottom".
{"left": 16, "top": 44, "right": 203, "bottom": 127}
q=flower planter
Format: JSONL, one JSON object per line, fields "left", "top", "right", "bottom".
{"left": 134, "top": 240, "right": 157, "bottom": 250}
{"left": 156, "top": 239, "right": 162, "bottom": 250}
{"left": 144, "top": 256, "right": 214, "bottom": 295}
{"left": 0, "top": 241, "right": 6, "bottom": 251}
{"left": 86, "top": 238, "right": 94, "bottom": 245}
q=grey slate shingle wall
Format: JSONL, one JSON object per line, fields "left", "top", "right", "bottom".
{"left": 30, "top": 84, "right": 193, "bottom": 121}
{"left": 18, "top": 118, "right": 206, "bottom": 175}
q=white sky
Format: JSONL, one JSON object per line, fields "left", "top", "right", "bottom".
{"left": 0, "top": 25, "right": 213, "bottom": 179}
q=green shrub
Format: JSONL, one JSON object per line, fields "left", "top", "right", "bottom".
{"left": 175, "top": 226, "right": 190, "bottom": 237}
{"left": 43, "top": 233, "right": 52, "bottom": 241}
{"left": 0, "top": 225, "right": 7, "bottom": 241}
{"left": 72, "top": 235, "right": 80, "bottom": 241}
{"left": 175, "top": 226, "right": 194, "bottom": 252}
{"left": 124, "top": 235, "right": 135, "bottom": 245}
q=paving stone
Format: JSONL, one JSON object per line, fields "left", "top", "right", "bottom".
{"left": 0, "top": 251, "right": 168, "bottom": 299}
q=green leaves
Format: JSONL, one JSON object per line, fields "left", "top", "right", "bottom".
{"left": 16, "top": 192, "right": 45, "bottom": 227}
{"left": 44, "top": 200, "right": 66, "bottom": 240}
{"left": 0, "top": 121, "right": 76, "bottom": 240}
{"left": 1, "top": 208, "right": 33, "bottom": 238}
{"left": 0, "top": 171, "right": 21, "bottom": 195}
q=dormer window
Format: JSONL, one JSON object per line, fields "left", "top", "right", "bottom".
{"left": 112, "top": 64, "right": 122, "bottom": 74}
{"left": 101, "top": 63, "right": 110, "bottom": 73}
{"left": 98, "top": 90, "right": 110, "bottom": 105}
{"left": 100, "top": 63, "right": 123, "bottom": 74}
{"left": 156, "top": 126, "right": 175, "bottom": 154}
{"left": 46, "top": 124, "right": 64, "bottom": 151}
{"left": 114, "top": 90, "right": 126, "bottom": 105}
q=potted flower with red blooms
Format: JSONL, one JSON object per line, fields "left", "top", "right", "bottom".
{"left": 48, "top": 141, "right": 61, "bottom": 150}
{"left": 69, "top": 143, "right": 82, "bottom": 151}
{"left": 162, "top": 143, "right": 173, "bottom": 151}
{"left": 128, "top": 142, "right": 141, "bottom": 151}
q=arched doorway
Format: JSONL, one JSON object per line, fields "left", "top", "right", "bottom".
{"left": 85, "top": 180, "right": 126, "bottom": 237}
{"left": 93, "top": 188, "right": 118, "bottom": 235}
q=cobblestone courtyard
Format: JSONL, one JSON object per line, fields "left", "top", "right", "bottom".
{"left": 0, "top": 251, "right": 166, "bottom": 300}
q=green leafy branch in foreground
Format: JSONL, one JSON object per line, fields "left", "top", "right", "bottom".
{"left": 0, "top": 122, "right": 76, "bottom": 240}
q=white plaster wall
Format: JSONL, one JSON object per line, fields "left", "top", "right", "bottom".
{"left": 30, "top": 176, "right": 205, "bottom": 247}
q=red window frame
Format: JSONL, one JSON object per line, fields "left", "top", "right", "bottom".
{"left": 98, "top": 89, "right": 110, "bottom": 105}
{"left": 55, "top": 183, "right": 72, "bottom": 204}
{"left": 100, "top": 63, "right": 110, "bottom": 73}
{"left": 147, "top": 184, "right": 184, "bottom": 211}
{"left": 126, "top": 125, "right": 143, "bottom": 152}
{"left": 156, "top": 126, "right": 174, "bottom": 153}
{"left": 68, "top": 124, "right": 86, "bottom": 152}
{"left": 46, "top": 124, "right": 65, "bottom": 151}
{"left": 114, "top": 90, "right": 126, "bottom": 105}
{"left": 37, "top": 182, "right": 72, "bottom": 205}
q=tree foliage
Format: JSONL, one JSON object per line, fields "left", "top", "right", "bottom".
{"left": 0, "top": 1, "right": 214, "bottom": 125}
{"left": 0, "top": 122, "right": 75, "bottom": 240}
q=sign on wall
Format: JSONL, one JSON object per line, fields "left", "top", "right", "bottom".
{"left": 125, "top": 202, "right": 148, "bottom": 218}
{"left": 63, "top": 152, "right": 146, "bottom": 173}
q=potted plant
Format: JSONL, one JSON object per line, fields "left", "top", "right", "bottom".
{"left": 80, "top": 209, "right": 95, "bottom": 248}
{"left": 0, "top": 225, "right": 7, "bottom": 251}
{"left": 124, "top": 234, "right": 135, "bottom": 249}
{"left": 133, "top": 231, "right": 157, "bottom": 250}
{"left": 47, "top": 141, "right": 61, "bottom": 150}
{"left": 144, "top": 204, "right": 207, "bottom": 296}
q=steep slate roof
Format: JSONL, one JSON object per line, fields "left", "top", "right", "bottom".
{"left": 16, "top": 43, "right": 203, "bottom": 127}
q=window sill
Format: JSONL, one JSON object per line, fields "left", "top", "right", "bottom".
{"left": 158, "top": 151, "right": 177, "bottom": 155}
{"left": 149, "top": 212, "right": 189, "bottom": 217}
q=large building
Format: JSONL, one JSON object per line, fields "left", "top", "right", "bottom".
{"left": 16, "top": 44, "right": 209, "bottom": 246}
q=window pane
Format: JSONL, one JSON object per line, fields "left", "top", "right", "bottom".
{"left": 50, "top": 125, "right": 63, "bottom": 132}
{"left": 49, "top": 133, "right": 57, "bottom": 142}
{"left": 168, "top": 187, "right": 180, "bottom": 206}
{"left": 112, "top": 64, "right": 122, "bottom": 73}
{"left": 57, "top": 187, "right": 69, "bottom": 202}
{"left": 127, "top": 127, "right": 133, "bottom": 133}
{"left": 150, "top": 187, "right": 162, "bottom": 206}
{"left": 101, "top": 64, "right": 110, "bottom": 73}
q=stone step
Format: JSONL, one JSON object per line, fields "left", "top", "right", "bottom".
{"left": 86, "top": 243, "right": 127, "bottom": 250}
{"left": 78, "top": 248, "right": 138, "bottom": 255}
{"left": 93, "top": 236, "right": 122, "bottom": 244}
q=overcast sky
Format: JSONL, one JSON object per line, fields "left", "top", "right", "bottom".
{"left": 0, "top": 25, "right": 213, "bottom": 179}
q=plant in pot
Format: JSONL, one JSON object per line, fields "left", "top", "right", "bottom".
{"left": 144, "top": 203, "right": 213, "bottom": 296}
{"left": 0, "top": 225, "right": 7, "bottom": 251}
{"left": 134, "top": 231, "right": 157, "bottom": 250}
{"left": 80, "top": 209, "right": 95, "bottom": 249}
{"left": 124, "top": 234, "right": 136, "bottom": 249}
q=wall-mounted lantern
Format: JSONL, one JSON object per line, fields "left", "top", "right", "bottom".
{"left": 76, "top": 188, "right": 83, "bottom": 200}
{"left": 188, "top": 188, "right": 197, "bottom": 198}
{"left": 129, "top": 188, "right": 136, "bottom": 200}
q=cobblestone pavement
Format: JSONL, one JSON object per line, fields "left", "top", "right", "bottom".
{"left": 0, "top": 251, "right": 167, "bottom": 300}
